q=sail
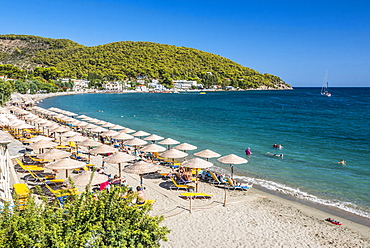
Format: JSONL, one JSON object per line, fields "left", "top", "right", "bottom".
{"left": 321, "top": 70, "right": 331, "bottom": 97}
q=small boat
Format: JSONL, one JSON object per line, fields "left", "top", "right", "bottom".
{"left": 321, "top": 70, "right": 332, "bottom": 97}
{"left": 200, "top": 92, "right": 206, "bottom": 94}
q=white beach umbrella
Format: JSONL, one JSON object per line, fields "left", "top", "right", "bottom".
{"left": 45, "top": 158, "right": 86, "bottom": 178}
{"left": 194, "top": 149, "right": 221, "bottom": 161}
{"left": 217, "top": 154, "right": 248, "bottom": 179}
{"left": 123, "top": 160, "right": 160, "bottom": 186}
{"left": 158, "top": 138, "right": 180, "bottom": 149}
{"left": 144, "top": 134, "right": 164, "bottom": 143}
{"left": 103, "top": 152, "right": 136, "bottom": 177}
{"left": 173, "top": 142, "right": 197, "bottom": 152}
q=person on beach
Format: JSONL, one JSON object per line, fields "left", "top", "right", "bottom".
{"left": 245, "top": 147, "right": 252, "bottom": 156}
{"left": 136, "top": 186, "right": 146, "bottom": 205}
{"left": 338, "top": 159, "right": 346, "bottom": 165}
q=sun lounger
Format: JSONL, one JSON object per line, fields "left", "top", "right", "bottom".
{"left": 136, "top": 199, "right": 155, "bottom": 206}
{"left": 14, "top": 158, "right": 45, "bottom": 172}
{"left": 225, "top": 177, "right": 252, "bottom": 191}
{"left": 180, "top": 192, "right": 213, "bottom": 199}
{"left": 24, "top": 170, "right": 64, "bottom": 186}
{"left": 13, "top": 183, "right": 30, "bottom": 210}
{"left": 209, "top": 172, "right": 225, "bottom": 185}
{"left": 169, "top": 177, "right": 195, "bottom": 191}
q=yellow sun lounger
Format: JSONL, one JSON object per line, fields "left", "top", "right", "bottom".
{"left": 169, "top": 177, "right": 195, "bottom": 191}
{"left": 15, "top": 158, "right": 45, "bottom": 172}
{"left": 180, "top": 192, "right": 213, "bottom": 199}
{"left": 13, "top": 183, "right": 30, "bottom": 210}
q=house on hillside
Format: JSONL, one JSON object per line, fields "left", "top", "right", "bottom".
{"left": 103, "top": 82, "right": 123, "bottom": 91}
{"left": 173, "top": 80, "right": 203, "bottom": 90}
{"left": 135, "top": 85, "right": 148, "bottom": 91}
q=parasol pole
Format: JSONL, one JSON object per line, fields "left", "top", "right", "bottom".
{"left": 140, "top": 174, "right": 143, "bottom": 186}
{"left": 223, "top": 188, "right": 227, "bottom": 207}
{"left": 118, "top": 162, "right": 122, "bottom": 177}
{"left": 230, "top": 164, "right": 234, "bottom": 179}
{"left": 189, "top": 195, "right": 193, "bottom": 214}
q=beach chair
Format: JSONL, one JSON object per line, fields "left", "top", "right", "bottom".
{"left": 209, "top": 172, "right": 225, "bottom": 185}
{"left": 24, "top": 170, "right": 65, "bottom": 186}
{"left": 45, "top": 184, "right": 81, "bottom": 207}
{"left": 225, "top": 177, "right": 252, "bottom": 191}
{"left": 14, "top": 158, "right": 45, "bottom": 172}
{"left": 169, "top": 177, "right": 195, "bottom": 191}
{"left": 13, "top": 183, "right": 30, "bottom": 210}
{"left": 136, "top": 199, "right": 155, "bottom": 206}
{"left": 25, "top": 154, "right": 50, "bottom": 163}
{"left": 180, "top": 192, "right": 213, "bottom": 199}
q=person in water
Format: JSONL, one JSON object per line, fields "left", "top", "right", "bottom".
{"left": 245, "top": 147, "right": 252, "bottom": 156}
{"left": 338, "top": 159, "right": 346, "bottom": 165}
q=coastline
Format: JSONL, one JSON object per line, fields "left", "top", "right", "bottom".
{"left": 4, "top": 97, "right": 370, "bottom": 247}
{"left": 29, "top": 91, "right": 370, "bottom": 223}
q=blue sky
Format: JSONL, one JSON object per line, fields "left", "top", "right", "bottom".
{"left": 1, "top": 0, "right": 369, "bottom": 87}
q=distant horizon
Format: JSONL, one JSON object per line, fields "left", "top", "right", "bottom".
{"left": 2, "top": 0, "right": 369, "bottom": 87}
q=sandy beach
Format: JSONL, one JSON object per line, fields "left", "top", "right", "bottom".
{"left": 3, "top": 102, "right": 370, "bottom": 248}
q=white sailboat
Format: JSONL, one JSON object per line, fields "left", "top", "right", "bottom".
{"left": 321, "top": 70, "right": 332, "bottom": 97}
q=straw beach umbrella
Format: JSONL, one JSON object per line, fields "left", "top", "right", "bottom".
{"left": 132, "top": 130, "right": 150, "bottom": 139}
{"left": 124, "top": 137, "right": 148, "bottom": 149}
{"left": 69, "top": 171, "right": 108, "bottom": 187}
{"left": 27, "top": 139, "right": 58, "bottom": 153}
{"left": 194, "top": 149, "right": 221, "bottom": 161}
{"left": 160, "top": 148, "right": 188, "bottom": 159}
{"left": 158, "top": 138, "right": 180, "bottom": 149}
{"left": 144, "top": 134, "right": 164, "bottom": 143}
{"left": 78, "top": 139, "right": 103, "bottom": 162}
{"left": 89, "top": 144, "right": 118, "bottom": 155}
{"left": 37, "top": 148, "right": 71, "bottom": 161}
{"left": 182, "top": 158, "right": 213, "bottom": 192}
{"left": 112, "top": 132, "right": 134, "bottom": 141}
{"left": 123, "top": 160, "right": 160, "bottom": 186}
{"left": 160, "top": 148, "right": 188, "bottom": 166}
{"left": 141, "top": 144, "right": 166, "bottom": 153}
{"left": 217, "top": 154, "right": 248, "bottom": 179}
{"left": 103, "top": 152, "right": 136, "bottom": 177}
{"left": 45, "top": 158, "right": 86, "bottom": 178}
{"left": 174, "top": 143, "right": 197, "bottom": 152}
{"left": 109, "top": 124, "right": 125, "bottom": 131}
{"left": 121, "top": 128, "right": 135, "bottom": 134}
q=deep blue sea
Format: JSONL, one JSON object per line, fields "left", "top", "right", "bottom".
{"left": 38, "top": 88, "right": 370, "bottom": 218}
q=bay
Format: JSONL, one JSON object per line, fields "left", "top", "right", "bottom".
{"left": 38, "top": 87, "right": 370, "bottom": 218}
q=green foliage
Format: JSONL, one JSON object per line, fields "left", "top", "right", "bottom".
{"left": 0, "top": 80, "right": 14, "bottom": 105}
{"left": 0, "top": 186, "right": 169, "bottom": 247}
{"left": 33, "top": 67, "right": 61, "bottom": 81}
{"left": 0, "top": 64, "right": 26, "bottom": 79}
{"left": 14, "top": 80, "right": 28, "bottom": 94}
{"left": 0, "top": 35, "right": 290, "bottom": 89}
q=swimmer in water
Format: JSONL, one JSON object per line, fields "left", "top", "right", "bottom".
{"left": 338, "top": 159, "right": 346, "bottom": 165}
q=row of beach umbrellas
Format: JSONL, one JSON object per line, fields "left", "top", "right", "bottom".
{"left": 8, "top": 105, "right": 249, "bottom": 188}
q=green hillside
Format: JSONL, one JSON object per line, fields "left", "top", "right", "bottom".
{"left": 0, "top": 34, "right": 291, "bottom": 89}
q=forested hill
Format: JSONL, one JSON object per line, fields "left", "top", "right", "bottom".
{"left": 0, "top": 34, "right": 291, "bottom": 89}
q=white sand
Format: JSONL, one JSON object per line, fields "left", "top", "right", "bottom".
{"left": 103, "top": 162, "right": 370, "bottom": 248}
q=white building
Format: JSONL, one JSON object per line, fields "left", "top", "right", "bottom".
{"left": 135, "top": 85, "right": 148, "bottom": 91}
{"left": 59, "top": 78, "right": 89, "bottom": 91}
{"left": 148, "top": 79, "right": 166, "bottom": 91}
{"left": 173, "top": 80, "right": 198, "bottom": 90}
{"left": 103, "top": 82, "right": 123, "bottom": 91}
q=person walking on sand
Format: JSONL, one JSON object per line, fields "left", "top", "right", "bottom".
{"left": 245, "top": 147, "right": 252, "bottom": 156}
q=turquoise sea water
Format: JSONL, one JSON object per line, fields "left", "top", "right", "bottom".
{"left": 38, "top": 88, "right": 370, "bottom": 218}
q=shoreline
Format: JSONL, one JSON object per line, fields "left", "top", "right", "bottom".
{"left": 3, "top": 102, "right": 369, "bottom": 247}
{"left": 11, "top": 92, "right": 370, "bottom": 224}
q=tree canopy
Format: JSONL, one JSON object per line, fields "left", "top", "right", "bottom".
{"left": 0, "top": 186, "right": 169, "bottom": 247}
{"left": 0, "top": 35, "right": 291, "bottom": 89}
